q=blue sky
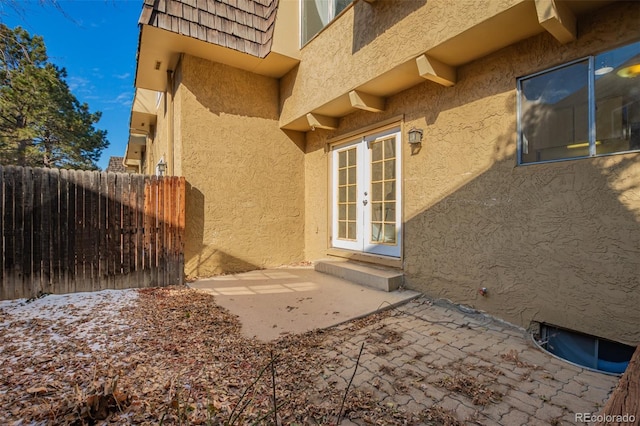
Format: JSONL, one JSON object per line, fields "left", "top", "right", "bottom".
{"left": 1, "top": 0, "right": 142, "bottom": 170}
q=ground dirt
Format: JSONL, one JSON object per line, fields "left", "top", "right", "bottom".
{"left": 0, "top": 286, "right": 618, "bottom": 425}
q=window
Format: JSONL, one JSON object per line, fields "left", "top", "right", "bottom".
{"left": 301, "top": 0, "right": 352, "bottom": 46}
{"left": 517, "top": 41, "right": 640, "bottom": 164}
{"left": 538, "top": 324, "right": 635, "bottom": 375}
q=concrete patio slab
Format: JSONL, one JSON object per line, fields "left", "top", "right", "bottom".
{"left": 189, "top": 267, "right": 420, "bottom": 340}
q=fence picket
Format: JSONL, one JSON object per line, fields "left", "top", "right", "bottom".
{"left": 13, "top": 167, "right": 25, "bottom": 297}
{"left": 0, "top": 167, "right": 184, "bottom": 300}
{"left": 177, "top": 177, "right": 186, "bottom": 283}
{"left": 121, "top": 173, "right": 131, "bottom": 289}
{"left": 41, "top": 170, "right": 52, "bottom": 294}
{"left": 51, "top": 168, "right": 62, "bottom": 292}
{"left": 64, "top": 169, "right": 76, "bottom": 294}
{"left": 84, "top": 171, "right": 96, "bottom": 290}
{"left": 31, "top": 168, "right": 43, "bottom": 295}
{"left": 23, "top": 167, "right": 34, "bottom": 296}
{"left": 134, "top": 174, "right": 144, "bottom": 281}
{"left": 149, "top": 176, "right": 159, "bottom": 286}
{"left": 74, "top": 171, "right": 86, "bottom": 290}
{"left": 2, "top": 167, "right": 13, "bottom": 300}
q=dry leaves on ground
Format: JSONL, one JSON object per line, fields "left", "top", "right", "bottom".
{"left": 0, "top": 286, "right": 455, "bottom": 425}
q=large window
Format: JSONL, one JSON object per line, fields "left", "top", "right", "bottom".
{"left": 518, "top": 41, "right": 640, "bottom": 165}
{"left": 301, "top": 0, "right": 352, "bottom": 46}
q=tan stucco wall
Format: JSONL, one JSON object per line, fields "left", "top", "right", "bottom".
{"left": 303, "top": 2, "right": 640, "bottom": 345}
{"left": 280, "top": 0, "right": 524, "bottom": 125}
{"left": 143, "top": 91, "right": 170, "bottom": 176}
{"left": 176, "top": 55, "right": 305, "bottom": 277}
{"left": 172, "top": 64, "right": 183, "bottom": 176}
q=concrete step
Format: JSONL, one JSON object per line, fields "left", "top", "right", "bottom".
{"left": 314, "top": 259, "right": 403, "bottom": 292}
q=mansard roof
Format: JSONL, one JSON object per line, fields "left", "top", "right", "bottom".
{"left": 139, "top": 0, "right": 279, "bottom": 58}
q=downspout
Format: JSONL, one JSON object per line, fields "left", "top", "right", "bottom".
{"left": 166, "top": 53, "right": 183, "bottom": 176}
{"left": 166, "top": 69, "right": 175, "bottom": 176}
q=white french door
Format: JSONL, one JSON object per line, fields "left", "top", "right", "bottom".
{"left": 331, "top": 127, "right": 401, "bottom": 258}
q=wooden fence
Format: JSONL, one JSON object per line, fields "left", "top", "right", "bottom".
{"left": 0, "top": 165, "right": 186, "bottom": 300}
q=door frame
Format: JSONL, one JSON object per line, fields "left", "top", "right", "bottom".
{"left": 329, "top": 125, "right": 403, "bottom": 259}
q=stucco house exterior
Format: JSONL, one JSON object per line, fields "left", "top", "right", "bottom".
{"left": 125, "top": 0, "right": 640, "bottom": 354}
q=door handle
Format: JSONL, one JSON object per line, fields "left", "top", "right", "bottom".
{"left": 363, "top": 200, "right": 368, "bottom": 206}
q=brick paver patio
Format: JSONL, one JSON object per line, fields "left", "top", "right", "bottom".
{"left": 316, "top": 297, "right": 619, "bottom": 425}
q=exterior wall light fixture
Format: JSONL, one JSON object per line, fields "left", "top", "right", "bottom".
{"left": 157, "top": 158, "right": 167, "bottom": 176}
{"left": 407, "top": 127, "right": 423, "bottom": 144}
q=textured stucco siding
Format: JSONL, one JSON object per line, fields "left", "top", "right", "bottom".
{"left": 280, "top": 0, "right": 523, "bottom": 126}
{"left": 142, "top": 86, "right": 172, "bottom": 176}
{"left": 173, "top": 64, "right": 183, "bottom": 176}
{"left": 178, "top": 55, "right": 305, "bottom": 277}
{"left": 304, "top": 2, "right": 640, "bottom": 345}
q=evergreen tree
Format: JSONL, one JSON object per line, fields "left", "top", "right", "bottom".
{"left": 0, "top": 24, "right": 108, "bottom": 169}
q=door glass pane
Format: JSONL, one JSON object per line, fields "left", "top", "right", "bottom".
{"left": 384, "top": 182, "right": 395, "bottom": 201}
{"left": 338, "top": 221, "right": 346, "bottom": 239}
{"left": 384, "top": 203, "right": 395, "bottom": 221}
{"left": 384, "top": 159, "right": 395, "bottom": 180}
{"left": 348, "top": 203, "right": 356, "bottom": 220}
{"left": 347, "top": 185, "right": 356, "bottom": 202}
{"left": 338, "top": 169, "right": 346, "bottom": 185}
{"left": 338, "top": 150, "right": 346, "bottom": 167}
{"left": 338, "top": 204, "right": 346, "bottom": 220}
{"left": 347, "top": 222, "right": 356, "bottom": 240}
{"left": 384, "top": 224, "right": 396, "bottom": 244}
{"left": 595, "top": 41, "right": 640, "bottom": 155}
{"left": 383, "top": 137, "right": 395, "bottom": 158}
{"left": 370, "top": 137, "right": 397, "bottom": 246}
{"left": 372, "top": 162, "right": 382, "bottom": 181}
{"left": 372, "top": 140, "right": 382, "bottom": 161}
{"left": 338, "top": 186, "right": 346, "bottom": 202}
{"left": 371, "top": 223, "right": 382, "bottom": 243}
{"left": 347, "top": 147, "right": 357, "bottom": 165}
{"left": 519, "top": 60, "right": 589, "bottom": 163}
{"left": 348, "top": 166, "right": 356, "bottom": 183}
{"left": 337, "top": 146, "right": 357, "bottom": 241}
{"left": 371, "top": 182, "right": 382, "bottom": 201}
{"left": 371, "top": 202, "right": 382, "bottom": 221}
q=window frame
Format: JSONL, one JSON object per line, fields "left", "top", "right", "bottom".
{"left": 299, "top": 0, "right": 353, "bottom": 47}
{"left": 516, "top": 45, "right": 640, "bottom": 165}
{"left": 538, "top": 323, "right": 635, "bottom": 375}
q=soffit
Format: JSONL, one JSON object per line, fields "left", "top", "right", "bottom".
{"left": 124, "top": 143, "right": 144, "bottom": 164}
{"left": 135, "top": 25, "right": 299, "bottom": 91}
{"left": 281, "top": 0, "right": 616, "bottom": 131}
{"left": 428, "top": 0, "right": 613, "bottom": 66}
{"left": 130, "top": 88, "right": 158, "bottom": 137}
{"left": 426, "top": 1, "right": 540, "bottom": 67}
{"left": 132, "top": 88, "right": 158, "bottom": 115}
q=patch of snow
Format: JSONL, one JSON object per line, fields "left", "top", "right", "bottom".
{"left": 0, "top": 289, "right": 139, "bottom": 359}
{"left": 0, "top": 289, "right": 138, "bottom": 322}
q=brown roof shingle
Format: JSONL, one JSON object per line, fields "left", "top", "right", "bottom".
{"left": 139, "top": 0, "right": 279, "bottom": 59}
{"left": 105, "top": 157, "right": 127, "bottom": 173}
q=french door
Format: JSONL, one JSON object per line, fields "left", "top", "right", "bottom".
{"left": 331, "top": 127, "right": 401, "bottom": 258}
